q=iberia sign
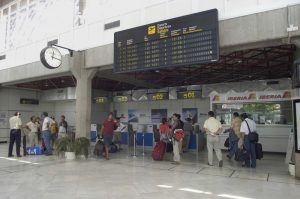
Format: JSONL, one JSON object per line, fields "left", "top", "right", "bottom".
{"left": 210, "top": 90, "right": 292, "bottom": 103}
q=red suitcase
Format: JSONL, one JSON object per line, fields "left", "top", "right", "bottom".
{"left": 152, "top": 141, "right": 166, "bottom": 161}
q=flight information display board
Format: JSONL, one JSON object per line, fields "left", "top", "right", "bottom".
{"left": 114, "top": 9, "right": 219, "bottom": 73}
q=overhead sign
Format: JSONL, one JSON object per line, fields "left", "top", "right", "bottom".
{"left": 148, "top": 93, "right": 169, "bottom": 101}
{"left": 177, "top": 90, "right": 201, "bottom": 99}
{"left": 93, "top": 97, "right": 108, "bottom": 104}
{"left": 114, "top": 95, "right": 131, "bottom": 103}
{"left": 114, "top": 9, "right": 219, "bottom": 73}
{"left": 210, "top": 90, "right": 292, "bottom": 103}
{"left": 20, "top": 98, "right": 39, "bottom": 105}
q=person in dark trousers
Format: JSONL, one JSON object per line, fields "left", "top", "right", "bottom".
{"left": 183, "top": 118, "right": 193, "bottom": 152}
{"left": 100, "top": 113, "right": 117, "bottom": 160}
{"left": 240, "top": 113, "right": 257, "bottom": 168}
{"left": 227, "top": 112, "right": 242, "bottom": 160}
{"left": 8, "top": 112, "right": 22, "bottom": 157}
{"left": 41, "top": 112, "right": 55, "bottom": 155}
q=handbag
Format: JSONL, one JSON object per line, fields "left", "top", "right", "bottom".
{"left": 236, "top": 146, "right": 249, "bottom": 162}
{"left": 224, "top": 137, "right": 229, "bottom": 148}
{"left": 245, "top": 120, "right": 259, "bottom": 143}
{"left": 173, "top": 129, "right": 184, "bottom": 141}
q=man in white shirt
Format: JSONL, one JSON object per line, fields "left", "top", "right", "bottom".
{"left": 203, "top": 111, "right": 223, "bottom": 167}
{"left": 240, "top": 113, "right": 257, "bottom": 168}
{"left": 26, "top": 116, "right": 39, "bottom": 147}
{"left": 8, "top": 112, "right": 22, "bottom": 157}
{"left": 41, "top": 112, "right": 55, "bottom": 155}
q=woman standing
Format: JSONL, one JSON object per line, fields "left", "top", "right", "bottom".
{"left": 159, "top": 118, "right": 169, "bottom": 142}
{"left": 170, "top": 113, "right": 184, "bottom": 164}
{"left": 100, "top": 113, "right": 117, "bottom": 160}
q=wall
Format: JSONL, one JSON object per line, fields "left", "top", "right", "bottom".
{"left": 0, "top": 87, "right": 55, "bottom": 141}
{"left": 1, "top": 0, "right": 300, "bottom": 70}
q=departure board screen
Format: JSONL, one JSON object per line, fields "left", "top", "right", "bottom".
{"left": 114, "top": 9, "right": 219, "bottom": 73}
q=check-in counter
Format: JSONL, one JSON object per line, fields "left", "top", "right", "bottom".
{"left": 219, "top": 124, "right": 292, "bottom": 153}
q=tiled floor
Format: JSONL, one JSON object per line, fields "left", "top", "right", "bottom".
{"left": 0, "top": 144, "right": 299, "bottom": 199}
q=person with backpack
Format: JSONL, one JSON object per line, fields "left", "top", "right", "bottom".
{"left": 170, "top": 113, "right": 184, "bottom": 165}
{"left": 240, "top": 113, "right": 257, "bottom": 168}
{"left": 204, "top": 111, "right": 223, "bottom": 167}
{"left": 100, "top": 113, "right": 117, "bottom": 160}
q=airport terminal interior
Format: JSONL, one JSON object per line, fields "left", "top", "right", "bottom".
{"left": 1, "top": 0, "right": 300, "bottom": 198}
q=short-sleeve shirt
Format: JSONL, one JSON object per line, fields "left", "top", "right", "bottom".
{"left": 42, "top": 117, "right": 55, "bottom": 131}
{"left": 240, "top": 118, "right": 256, "bottom": 135}
{"left": 102, "top": 120, "right": 116, "bottom": 135}
{"left": 204, "top": 117, "right": 222, "bottom": 135}
{"left": 27, "top": 121, "right": 38, "bottom": 133}
{"left": 9, "top": 116, "right": 22, "bottom": 130}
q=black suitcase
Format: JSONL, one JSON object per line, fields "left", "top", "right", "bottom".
{"left": 255, "top": 143, "right": 263, "bottom": 160}
{"left": 166, "top": 142, "right": 173, "bottom": 153}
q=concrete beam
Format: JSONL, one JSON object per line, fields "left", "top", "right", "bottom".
{"left": 96, "top": 69, "right": 162, "bottom": 89}
{"left": 0, "top": 55, "right": 72, "bottom": 85}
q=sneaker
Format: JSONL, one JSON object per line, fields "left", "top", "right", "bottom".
{"left": 171, "top": 161, "right": 180, "bottom": 165}
{"left": 17, "top": 155, "right": 22, "bottom": 158}
{"left": 8, "top": 155, "right": 14, "bottom": 157}
{"left": 226, "top": 155, "right": 231, "bottom": 159}
{"left": 219, "top": 160, "right": 223, "bottom": 167}
{"left": 207, "top": 163, "right": 214, "bottom": 166}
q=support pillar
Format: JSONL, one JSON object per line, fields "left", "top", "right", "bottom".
{"left": 71, "top": 51, "right": 97, "bottom": 138}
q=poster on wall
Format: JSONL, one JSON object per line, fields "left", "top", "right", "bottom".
{"left": 293, "top": 100, "right": 300, "bottom": 152}
{"left": 128, "top": 109, "right": 139, "bottom": 123}
{"left": 182, "top": 108, "right": 198, "bottom": 123}
{"left": 151, "top": 109, "right": 167, "bottom": 123}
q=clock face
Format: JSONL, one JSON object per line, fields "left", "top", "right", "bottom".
{"left": 40, "top": 47, "right": 62, "bottom": 69}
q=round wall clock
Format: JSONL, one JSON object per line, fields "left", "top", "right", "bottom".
{"left": 40, "top": 46, "right": 62, "bottom": 69}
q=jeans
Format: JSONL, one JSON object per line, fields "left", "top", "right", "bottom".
{"left": 42, "top": 130, "right": 52, "bottom": 154}
{"left": 8, "top": 129, "right": 21, "bottom": 156}
{"left": 207, "top": 134, "right": 222, "bottom": 165}
{"left": 244, "top": 135, "right": 256, "bottom": 168}
{"left": 228, "top": 140, "right": 238, "bottom": 159}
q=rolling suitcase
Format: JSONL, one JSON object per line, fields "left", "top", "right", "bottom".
{"left": 152, "top": 141, "right": 166, "bottom": 161}
{"left": 255, "top": 143, "right": 263, "bottom": 160}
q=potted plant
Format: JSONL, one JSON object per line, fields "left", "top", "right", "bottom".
{"left": 75, "top": 137, "right": 90, "bottom": 159}
{"left": 54, "top": 137, "right": 76, "bottom": 160}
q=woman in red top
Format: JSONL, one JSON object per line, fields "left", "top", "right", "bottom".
{"left": 159, "top": 118, "right": 169, "bottom": 142}
{"left": 100, "top": 113, "right": 117, "bottom": 160}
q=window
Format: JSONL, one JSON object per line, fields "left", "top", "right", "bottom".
{"left": 213, "top": 101, "right": 293, "bottom": 125}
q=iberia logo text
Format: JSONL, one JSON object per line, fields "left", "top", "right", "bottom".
{"left": 227, "top": 93, "right": 256, "bottom": 101}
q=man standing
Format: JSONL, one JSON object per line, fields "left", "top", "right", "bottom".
{"left": 8, "top": 112, "right": 22, "bottom": 157}
{"left": 26, "top": 116, "right": 39, "bottom": 147}
{"left": 204, "top": 111, "right": 223, "bottom": 167}
{"left": 182, "top": 118, "right": 193, "bottom": 153}
{"left": 240, "top": 113, "right": 257, "bottom": 168}
{"left": 42, "top": 112, "right": 54, "bottom": 155}
{"left": 100, "top": 113, "right": 117, "bottom": 160}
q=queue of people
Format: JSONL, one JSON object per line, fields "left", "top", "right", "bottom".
{"left": 8, "top": 110, "right": 258, "bottom": 169}
{"left": 8, "top": 111, "right": 68, "bottom": 157}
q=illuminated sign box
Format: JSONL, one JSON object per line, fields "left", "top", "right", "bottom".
{"left": 114, "top": 9, "right": 219, "bottom": 73}
{"left": 93, "top": 97, "right": 108, "bottom": 104}
{"left": 177, "top": 90, "right": 201, "bottom": 99}
{"left": 148, "top": 93, "right": 169, "bottom": 101}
